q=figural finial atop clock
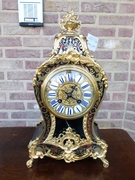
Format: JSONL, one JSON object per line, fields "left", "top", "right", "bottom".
{"left": 26, "top": 11, "right": 109, "bottom": 168}
{"left": 60, "top": 10, "right": 81, "bottom": 32}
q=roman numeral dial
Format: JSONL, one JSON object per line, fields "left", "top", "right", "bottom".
{"left": 41, "top": 65, "right": 99, "bottom": 120}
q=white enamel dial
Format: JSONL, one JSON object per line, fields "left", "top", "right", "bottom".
{"left": 41, "top": 65, "right": 99, "bottom": 120}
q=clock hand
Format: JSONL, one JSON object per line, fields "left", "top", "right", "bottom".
{"left": 61, "top": 85, "right": 78, "bottom": 100}
{"left": 65, "top": 85, "right": 77, "bottom": 98}
{"left": 70, "top": 96, "right": 82, "bottom": 104}
{"left": 70, "top": 85, "right": 77, "bottom": 93}
{"left": 65, "top": 91, "right": 73, "bottom": 99}
{"left": 65, "top": 91, "right": 81, "bottom": 103}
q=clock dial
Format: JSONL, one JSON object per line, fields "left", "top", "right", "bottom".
{"left": 41, "top": 65, "right": 99, "bottom": 120}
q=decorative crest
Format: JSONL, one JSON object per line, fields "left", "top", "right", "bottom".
{"left": 60, "top": 11, "right": 81, "bottom": 32}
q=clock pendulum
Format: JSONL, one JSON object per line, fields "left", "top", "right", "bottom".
{"left": 26, "top": 11, "right": 109, "bottom": 168}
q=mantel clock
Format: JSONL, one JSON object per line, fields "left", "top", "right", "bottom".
{"left": 26, "top": 11, "right": 109, "bottom": 168}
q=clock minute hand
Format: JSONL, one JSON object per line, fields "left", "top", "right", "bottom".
{"left": 70, "top": 85, "right": 77, "bottom": 93}
{"left": 70, "top": 95, "right": 82, "bottom": 104}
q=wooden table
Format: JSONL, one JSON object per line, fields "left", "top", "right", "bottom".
{"left": 0, "top": 127, "right": 135, "bottom": 180}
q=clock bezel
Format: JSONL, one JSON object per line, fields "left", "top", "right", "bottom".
{"left": 41, "top": 64, "right": 99, "bottom": 120}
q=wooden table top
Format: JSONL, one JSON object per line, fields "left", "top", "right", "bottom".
{"left": 0, "top": 127, "right": 135, "bottom": 180}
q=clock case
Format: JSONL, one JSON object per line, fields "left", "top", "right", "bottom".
{"left": 26, "top": 11, "right": 109, "bottom": 168}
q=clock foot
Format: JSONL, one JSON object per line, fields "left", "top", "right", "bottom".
{"left": 100, "top": 157, "right": 109, "bottom": 168}
{"left": 26, "top": 158, "right": 33, "bottom": 168}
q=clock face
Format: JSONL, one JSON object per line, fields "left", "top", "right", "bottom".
{"left": 41, "top": 65, "right": 99, "bottom": 120}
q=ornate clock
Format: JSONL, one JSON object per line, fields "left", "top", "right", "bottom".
{"left": 26, "top": 11, "right": 109, "bottom": 168}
